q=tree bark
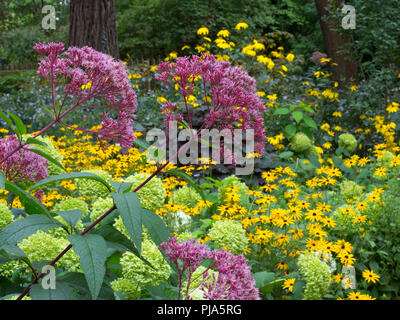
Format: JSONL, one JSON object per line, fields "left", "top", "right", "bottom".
{"left": 315, "top": 0, "right": 358, "bottom": 86}
{"left": 69, "top": 0, "right": 119, "bottom": 58}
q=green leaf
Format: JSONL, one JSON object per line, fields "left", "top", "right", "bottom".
{"left": 0, "top": 215, "right": 63, "bottom": 248}
{"left": 95, "top": 225, "right": 140, "bottom": 256}
{"left": 284, "top": 124, "right": 297, "bottom": 138}
{"left": 29, "top": 172, "right": 112, "bottom": 192}
{"left": 254, "top": 271, "right": 275, "bottom": 288}
{"left": 0, "top": 111, "right": 14, "bottom": 129}
{"left": 166, "top": 169, "right": 207, "bottom": 203}
{"left": 5, "top": 181, "right": 51, "bottom": 217}
{"left": 292, "top": 279, "right": 306, "bottom": 300}
{"left": 292, "top": 110, "right": 303, "bottom": 124}
{"left": 110, "top": 181, "right": 133, "bottom": 194}
{"left": 0, "top": 171, "right": 5, "bottom": 190}
{"left": 278, "top": 151, "right": 294, "bottom": 160}
{"left": 69, "top": 234, "right": 107, "bottom": 300}
{"left": 5, "top": 111, "right": 26, "bottom": 137}
{"left": 142, "top": 209, "right": 170, "bottom": 246}
{"left": 111, "top": 192, "right": 142, "bottom": 254}
{"left": 55, "top": 210, "right": 83, "bottom": 229}
{"left": 303, "top": 115, "right": 317, "bottom": 130}
{"left": 27, "top": 148, "right": 65, "bottom": 172}
{"left": 30, "top": 282, "right": 79, "bottom": 300}
{"left": 134, "top": 137, "right": 151, "bottom": 151}
{"left": 24, "top": 137, "right": 48, "bottom": 148}
{"left": 273, "top": 107, "right": 290, "bottom": 115}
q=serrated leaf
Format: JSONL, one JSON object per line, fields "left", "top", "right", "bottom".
{"left": 5, "top": 181, "right": 51, "bottom": 217}
{"left": 292, "top": 110, "right": 303, "bottom": 124}
{"left": 29, "top": 172, "right": 112, "bottom": 192}
{"left": 69, "top": 234, "right": 107, "bottom": 300}
{"left": 0, "top": 215, "right": 63, "bottom": 248}
{"left": 303, "top": 115, "right": 317, "bottom": 130}
{"left": 27, "top": 148, "right": 65, "bottom": 172}
{"left": 142, "top": 209, "right": 170, "bottom": 246}
{"left": 55, "top": 210, "right": 83, "bottom": 229}
{"left": 111, "top": 192, "right": 142, "bottom": 254}
{"left": 30, "top": 282, "right": 78, "bottom": 300}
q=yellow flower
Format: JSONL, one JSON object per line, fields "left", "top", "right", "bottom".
{"left": 286, "top": 53, "right": 295, "bottom": 62}
{"left": 282, "top": 278, "right": 296, "bottom": 292}
{"left": 235, "top": 21, "right": 249, "bottom": 30}
{"left": 217, "top": 29, "right": 230, "bottom": 38}
{"left": 362, "top": 270, "right": 380, "bottom": 283}
{"left": 197, "top": 26, "right": 209, "bottom": 36}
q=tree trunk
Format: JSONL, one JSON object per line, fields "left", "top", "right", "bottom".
{"left": 315, "top": 0, "right": 358, "bottom": 86}
{"left": 69, "top": 0, "right": 119, "bottom": 58}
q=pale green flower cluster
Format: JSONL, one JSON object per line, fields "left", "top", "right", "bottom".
{"left": 297, "top": 252, "right": 331, "bottom": 300}
{"left": 176, "top": 231, "right": 196, "bottom": 243}
{"left": 53, "top": 198, "right": 89, "bottom": 216}
{"left": 0, "top": 260, "right": 23, "bottom": 278}
{"left": 125, "top": 173, "right": 165, "bottom": 212}
{"left": 18, "top": 230, "right": 80, "bottom": 272}
{"left": 332, "top": 204, "right": 358, "bottom": 232}
{"left": 181, "top": 266, "right": 218, "bottom": 300}
{"left": 339, "top": 180, "right": 363, "bottom": 199}
{"left": 75, "top": 169, "right": 114, "bottom": 199}
{"left": 338, "top": 133, "right": 357, "bottom": 153}
{"left": 208, "top": 220, "right": 248, "bottom": 255}
{"left": 218, "top": 175, "right": 249, "bottom": 207}
{"left": 111, "top": 239, "right": 171, "bottom": 299}
{"left": 90, "top": 196, "right": 114, "bottom": 223}
{"left": 171, "top": 186, "right": 201, "bottom": 208}
{"left": 377, "top": 150, "right": 395, "bottom": 167}
{"left": 290, "top": 132, "right": 313, "bottom": 153}
{"left": 0, "top": 202, "right": 13, "bottom": 231}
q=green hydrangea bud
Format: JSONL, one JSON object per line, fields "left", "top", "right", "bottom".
{"left": 110, "top": 278, "right": 141, "bottom": 300}
{"left": 218, "top": 175, "right": 249, "bottom": 207}
{"left": 339, "top": 180, "right": 363, "bottom": 199}
{"left": 53, "top": 198, "right": 88, "bottom": 216}
{"left": 0, "top": 202, "right": 14, "bottom": 231}
{"left": 338, "top": 133, "right": 357, "bottom": 154}
{"left": 208, "top": 220, "right": 248, "bottom": 255}
{"left": 0, "top": 260, "right": 24, "bottom": 278}
{"left": 377, "top": 150, "right": 395, "bottom": 167}
{"left": 90, "top": 196, "right": 114, "bottom": 223}
{"left": 290, "top": 132, "right": 313, "bottom": 153}
{"left": 18, "top": 230, "right": 80, "bottom": 272}
{"left": 111, "top": 239, "right": 170, "bottom": 299}
{"left": 75, "top": 169, "right": 114, "bottom": 199}
{"left": 181, "top": 266, "right": 219, "bottom": 300}
{"left": 171, "top": 186, "right": 201, "bottom": 208}
{"left": 125, "top": 173, "right": 165, "bottom": 212}
{"left": 176, "top": 231, "right": 196, "bottom": 243}
{"left": 297, "top": 252, "right": 331, "bottom": 300}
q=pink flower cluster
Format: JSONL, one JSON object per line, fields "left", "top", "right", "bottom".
{"left": 159, "top": 237, "right": 260, "bottom": 300}
{"left": 0, "top": 135, "right": 48, "bottom": 183}
{"left": 156, "top": 53, "right": 267, "bottom": 155}
{"left": 34, "top": 42, "right": 137, "bottom": 148}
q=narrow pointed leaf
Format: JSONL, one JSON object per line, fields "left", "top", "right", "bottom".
{"left": 27, "top": 148, "right": 65, "bottom": 171}
{"left": 55, "top": 210, "right": 83, "bottom": 229}
{"left": 5, "top": 181, "right": 51, "bottom": 217}
{"left": 0, "top": 171, "right": 5, "bottom": 190}
{"left": 141, "top": 209, "right": 170, "bottom": 246}
{"left": 69, "top": 234, "right": 107, "bottom": 300}
{"left": 111, "top": 192, "right": 142, "bottom": 254}
{"left": 0, "top": 215, "right": 63, "bottom": 248}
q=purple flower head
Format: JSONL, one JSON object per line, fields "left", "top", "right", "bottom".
{"left": 155, "top": 53, "right": 267, "bottom": 157}
{"left": 159, "top": 236, "right": 260, "bottom": 300}
{"left": 0, "top": 135, "right": 48, "bottom": 183}
{"left": 33, "top": 42, "right": 137, "bottom": 149}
